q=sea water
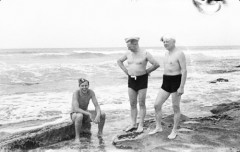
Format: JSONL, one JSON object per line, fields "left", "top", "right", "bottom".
{"left": 0, "top": 46, "right": 240, "bottom": 151}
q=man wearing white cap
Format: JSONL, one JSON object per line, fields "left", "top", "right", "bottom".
{"left": 117, "top": 37, "right": 160, "bottom": 133}
{"left": 149, "top": 35, "right": 187, "bottom": 139}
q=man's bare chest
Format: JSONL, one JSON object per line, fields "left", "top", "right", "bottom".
{"left": 127, "top": 54, "right": 147, "bottom": 65}
{"left": 164, "top": 55, "right": 179, "bottom": 66}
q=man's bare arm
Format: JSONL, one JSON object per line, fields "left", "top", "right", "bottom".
{"left": 90, "top": 90, "right": 101, "bottom": 123}
{"left": 71, "top": 91, "right": 91, "bottom": 116}
{"left": 117, "top": 53, "right": 129, "bottom": 76}
{"left": 178, "top": 51, "right": 187, "bottom": 88}
{"left": 90, "top": 90, "right": 101, "bottom": 115}
{"left": 146, "top": 52, "right": 160, "bottom": 74}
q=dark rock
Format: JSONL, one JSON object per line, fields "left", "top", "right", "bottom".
{"left": 235, "top": 65, "right": 240, "bottom": 68}
{"left": 112, "top": 102, "right": 240, "bottom": 151}
{"left": 216, "top": 78, "right": 229, "bottom": 82}
{"left": 0, "top": 121, "right": 91, "bottom": 151}
{"left": 112, "top": 114, "right": 190, "bottom": 150}
{"left": 210, "top": 102, "right": 240, "bottom": 114}
{"left": 209, "top": 78, "right": 229, "bottom": 83}
{"left": 24, "top": 82, "right": 40, "bottom": 86}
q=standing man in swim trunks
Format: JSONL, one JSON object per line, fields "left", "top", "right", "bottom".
{"left": 71, "top": 78, "right": 106, "bottom": 143}
{"left": 117, "top": 37, "right": 160, "bottom": 133}
{"left": 149, "top": 35, "right": 187, "bottom": 139}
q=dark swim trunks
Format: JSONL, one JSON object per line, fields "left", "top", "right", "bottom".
{"left": 161, "top": 74, "right": 182, "bottom": 93}
{"left": 70, "top": 112, "right": 91, "bottom": 123}
{"left": 128, "top": 73, "right": 148, "bottom": 92}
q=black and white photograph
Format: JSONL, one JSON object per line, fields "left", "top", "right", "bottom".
{"left": 0, "top": 0, "right": 240, "bottom": 151}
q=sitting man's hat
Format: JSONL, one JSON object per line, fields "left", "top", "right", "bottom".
{"left": 125, "top": 37, "right": 140, "bottom": 43}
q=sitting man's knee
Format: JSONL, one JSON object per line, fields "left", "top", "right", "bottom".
{"left": 75, "top": 113, "right": 84, "bottom": 121}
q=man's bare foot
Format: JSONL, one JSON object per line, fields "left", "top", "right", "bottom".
{"left": 135, "top": 126, "right": 144, "bottom": 133}
{"left": 124, "top": 124, "right": 138, "bottom": 132}
{"left": 74, "top": 138, "right": 81, "bottom": 143}
{"left": 148, "top": 128, "right": 163, "bottom": 135}
{"left": 168, "top": 131, "right": 177, "bottom": 139}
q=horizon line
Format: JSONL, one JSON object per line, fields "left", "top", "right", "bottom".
{"left": 1, "top": 45, "right": 240, "bottom": 50}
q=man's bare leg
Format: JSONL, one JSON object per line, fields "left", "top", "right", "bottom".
{"left": 135, "top": 89, "right": 147, "bottom": 133}
{"left": 72, "top": 113, "right": 83, "bottom": 143}
{"left": 168, "top": 92, "right": 181, "bottom": 139}
{"left": 125, "top": 88, "right": 138, "bottom": 131}
{"left": 97, "top": 112, "right": 106, "bottom": 137}
{"left": 149, "top": 89, "right": 170, "bottom": 135}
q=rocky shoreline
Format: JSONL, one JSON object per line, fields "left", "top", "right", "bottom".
{"left": 113, "top": 101, "right": 240, "bottom": 151}
{"left": 1, "top": 101, "right": 240, "bottom": 151}
{"left": 0, "top": 120, "right": 91, "bottom": 151}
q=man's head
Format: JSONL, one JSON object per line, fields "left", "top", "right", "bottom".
{"left": 125, "top": 37, "right": 140, "bottom": 52}
{"left": 160, "top": 35, "right": 176, "bottom": 51}
{"left": 78, "top": 78, "right": 89, "bottom": 93}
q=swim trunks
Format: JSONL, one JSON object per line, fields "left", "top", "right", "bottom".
{"left": 70, "top": 112, "right": 91, "bottom": 123}
{"left": 161, "top": 74, "right": 182, "bottom": 93}
{"left": 128, "top": 73, "right": 148, "bottom": 92}
{"left": 70, "top": 110, "right": 97, "bottom": 122}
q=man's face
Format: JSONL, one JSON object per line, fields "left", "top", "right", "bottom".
{"left": 79, "top": 81, "right": 89, "bottom": 93}
{"left": 127, "top": 41, "right": 138, "bottom": 52}
{"left": 162, "top": 38, "right": 175, "bottom": 50}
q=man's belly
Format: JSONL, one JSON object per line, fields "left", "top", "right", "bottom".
{"left": 128, "top": 65, "right": 147, "bottom": 76}
{"left": 164, "top": 66, "right": 181, "bottom": 75}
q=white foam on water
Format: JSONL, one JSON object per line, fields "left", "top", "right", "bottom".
{"left": 0, "top": 91, "right": 72, "bottom": 124}
{"left": 73, "top": 50, "right": 125, "bottom": 55}
{"left": 187, "top": 49, "right": 240, "bottom": 59}
{"left": 1, "top": 47, "right": 240, "bottom": 140}
{"left": 33, "top": 52, "right": 70, "bottom": 56}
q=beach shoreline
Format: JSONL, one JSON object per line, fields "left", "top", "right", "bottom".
{"left": 1, "top": 101, "right": 240, "bottom": 152}
{"left": 1, "top": 47, "right": 240, "bottom": 151}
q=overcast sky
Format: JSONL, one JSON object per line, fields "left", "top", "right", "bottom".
{"left": 0, "top": 0, "right": 239, "bottom": 48}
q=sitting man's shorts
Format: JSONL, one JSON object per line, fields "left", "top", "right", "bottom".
{"left": 70, "top": 110, "right": 97, "bottom": 123}
{"left": 128, "top": 73, "right": 148, "bottom": 92}
{"left": 161, "top": 74, "right": 182, "bottom": 93}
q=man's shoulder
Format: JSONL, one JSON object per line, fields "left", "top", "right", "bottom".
{"left": 175, "top": 49, "right": 185, "bottom": 56}
{"left": 144, "top": 50, "right": 153, "bottom": 56}
{"left": 88, "top": 89, "right": 94, "bottom": 93}
{"left": 88, "top": 89, "right": 95, "bottom": 95}
{"left": 73, "top": 90, "right": 79, "bottom": 94}
{"left": 137, "top": 49, "right": 149, "bottom": 56}
{"left": 175, "top": 49, "right": 186, "bottom": 61}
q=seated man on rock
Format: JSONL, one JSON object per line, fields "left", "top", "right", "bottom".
{"left": 71, "top": 78, "right": 106, "bottom": 143}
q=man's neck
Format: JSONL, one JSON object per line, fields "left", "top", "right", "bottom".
{"left": 168, "top": 46, "right": 176, "bottom": 53}
{"left": 131, "top": 48, "right": 140, "bottom": 54}
{"left": 80, "top": 89, "right": 89, "bottom": 96}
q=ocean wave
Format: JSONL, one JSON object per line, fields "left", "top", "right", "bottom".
{"left": 73, "top": 50, "right": 125, "bottom": 55}
{"left": 69, "top": 52, "right": 108, "bottom": 58}
{"left": 0, "top": 61, "right": 119, "bottom": 86}
{"left": 188, "top": 53, "right": 217, "bottom": 61}
{"left": 33, "top": 51, "right": 123, "bottom": 59}
{"left": 186, "top": 49, "right": 240, "bottom": 59}
{"left": 0, "top": 49, "right": 125, "bottom": 60}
